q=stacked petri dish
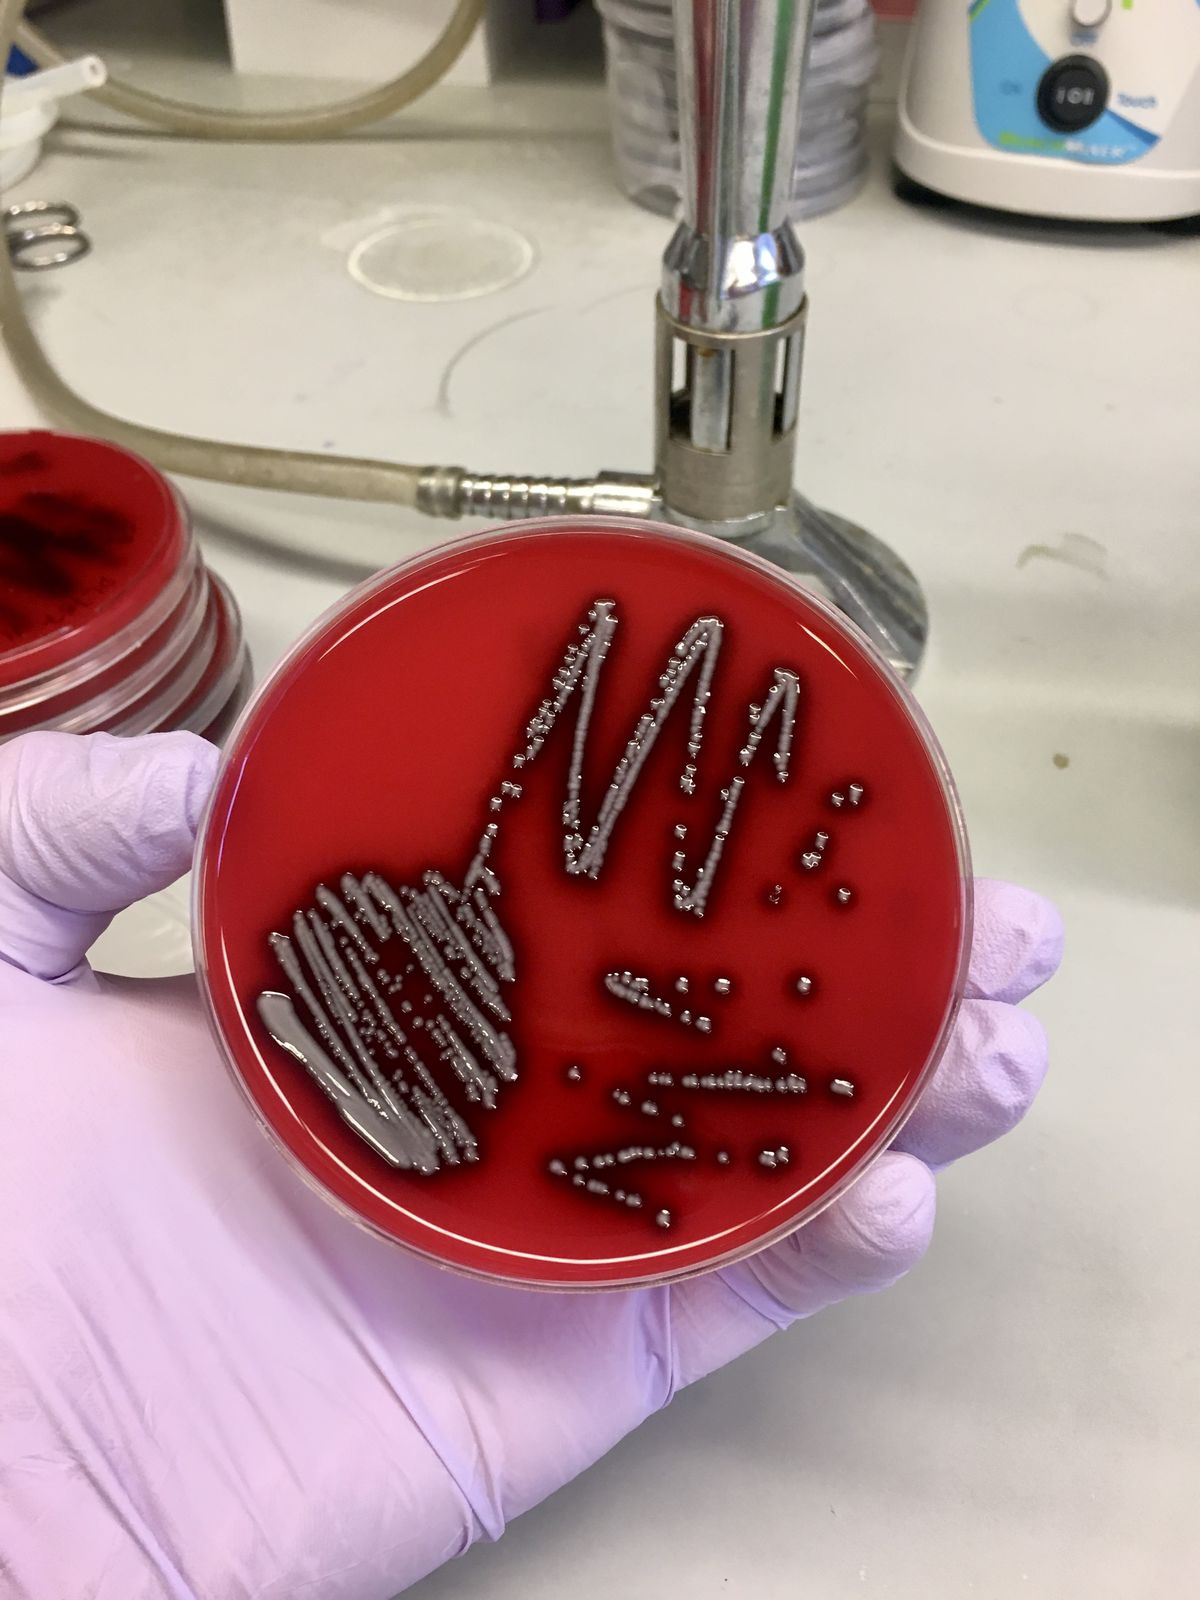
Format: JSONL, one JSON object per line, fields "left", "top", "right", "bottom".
{"left": 0, "top": 431, "right": 251, "bottom": 746}
{"left": 598, "top": 0, "right": 880, "bottom": 220}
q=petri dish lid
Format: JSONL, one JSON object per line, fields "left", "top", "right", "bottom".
{"left": 0, "top": 541, "right": 202, "bottom": 721}
{"left": 599, "top": 0, "right": 867, "bottom": 38}
{"left": 195, "top": 519, "right": 970, "bottom": 1290}
{"left": 0, "top": 557, "right": 205, "bottom": 738}
{"left": 195, "top": 650, "right": 254, "bottom": 748}
{"left": 165, "top": 573, "right": 247, "bottom": 736}
{"left": 0, "top": 432, "right": 193, "bottom": 696}
{"left": 792, "top": 159, "right": 870, "bottom": 220}
{"left": 806, "top": 12, "right": 879, "bottom": 81}
{"left": 104, "top": 571, "right": 221, "bottom": 737}
{"left": 595, "top": 0, "right": 675, "bottom": 40}
{"left": 813, "top": 0, "right": 871, "bottom": 31}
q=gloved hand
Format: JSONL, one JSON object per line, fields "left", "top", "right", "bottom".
{"left": 0, "top": 731, "right": 1062, "bottom": 1600}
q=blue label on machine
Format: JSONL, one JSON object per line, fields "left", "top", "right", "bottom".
{"left": 968, "top": 0, "right": 1169, "bottom": 166}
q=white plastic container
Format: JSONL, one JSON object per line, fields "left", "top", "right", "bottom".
{"left": 222, "top": 0, "right": 532, "bottom": 91}
{"left": 0, "top": 57, "right": 106, "bottom": 190}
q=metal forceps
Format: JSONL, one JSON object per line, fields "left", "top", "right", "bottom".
{"left": 4, "top": 200, "right": 90, "bottom": 270}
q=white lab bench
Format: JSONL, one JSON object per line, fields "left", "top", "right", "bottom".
{"left": 3, "top": 10, "right": 1198, "bottom": 1597}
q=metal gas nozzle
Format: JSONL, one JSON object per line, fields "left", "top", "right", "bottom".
{"left": 420, "top": 0, "right": 929, "bottom": 681}
{"left": 657, "top": 0, "right": 817, "bottom": 525}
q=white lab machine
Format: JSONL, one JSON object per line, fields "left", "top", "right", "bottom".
{"left": 895, "top": 0, "right": 1200, "bottom": 221}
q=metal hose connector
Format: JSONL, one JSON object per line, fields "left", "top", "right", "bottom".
{"left": 415, "top": 468, "right": 657, "bottom": 521}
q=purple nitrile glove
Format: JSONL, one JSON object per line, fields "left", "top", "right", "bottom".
{"left": 0, "top": 732, "right": 1062, "bottom": 1600}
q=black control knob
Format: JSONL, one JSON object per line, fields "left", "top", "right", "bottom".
{"left": 1037, "top": 55, "right": 1109, "bottom": 133}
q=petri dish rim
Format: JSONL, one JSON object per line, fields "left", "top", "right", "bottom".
{"left": 165, "top": 575, "right": 248, "bottom": 737}
{"left": 193, "top": 517, "right": 972, "bottom": 1291}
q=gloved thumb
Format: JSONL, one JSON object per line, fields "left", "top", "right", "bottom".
{"left": 0, "top": 730, "right": 217, "bottom": 984}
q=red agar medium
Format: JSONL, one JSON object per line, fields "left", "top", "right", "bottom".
{"left": 196, "top": 520, "right": 970, "bottom": 1289}
{"left": 0, "top": 432, "right": 190, "bottom": 692}
{"left": 1, "top": 564, "right": 204, "bottom": 733}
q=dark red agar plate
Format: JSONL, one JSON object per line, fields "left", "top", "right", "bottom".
{"left": 1, "top": 431, "right": 252, "bottom": 745}
{"left": 0, "top": 431, "right": 189, "bottom": 693}
{"left": 196, "top": 519, "right": 970, "bottom": 1288}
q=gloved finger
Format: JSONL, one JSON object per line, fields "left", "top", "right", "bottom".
{"left": 890, "top": 998, "right": 1047, "bottom": 1169}
{"left": 671, "top": 1151, "right": 935, "bottom": 1388}
{"left": 967, "top": 879, "right": 1063, "bottom": 1004}
{"left": 0, "top": 730, "right": 217, "bottom": 985}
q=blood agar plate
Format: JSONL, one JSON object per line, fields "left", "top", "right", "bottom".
{"left": 195, "top": 519, "right": 970, "bottom": 1288}
{"left": 0, "top": 431, "right": 251, "bottom": 745}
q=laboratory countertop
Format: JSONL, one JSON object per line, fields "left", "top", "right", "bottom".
{"left": 3, "top": 38, "right": 1199, "bottom": 1600}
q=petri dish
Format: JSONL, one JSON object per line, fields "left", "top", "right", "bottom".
{"left": 195, "top": 519, "right": 969, "bottom": 1290}
{"left": 0, "top": 431, "right": 193, "bottom": 696}
{"left": 0, "top": 560, "right": 205, "bottom": 737}
{"left": 197, "top": 650, "right": 253, "bottom": 747}
{"left": 166, "top": 575, "right": 249, "bottom": 738}
{"left": 104, "top": 573, "right": 220, "bottom": 737}
{"left": 0, "top": 430, "right": 249, "bottom": 745}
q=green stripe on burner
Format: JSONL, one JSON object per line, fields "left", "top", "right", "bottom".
{"left": 758, "top": 0, "right": 796, "bottom": 235}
